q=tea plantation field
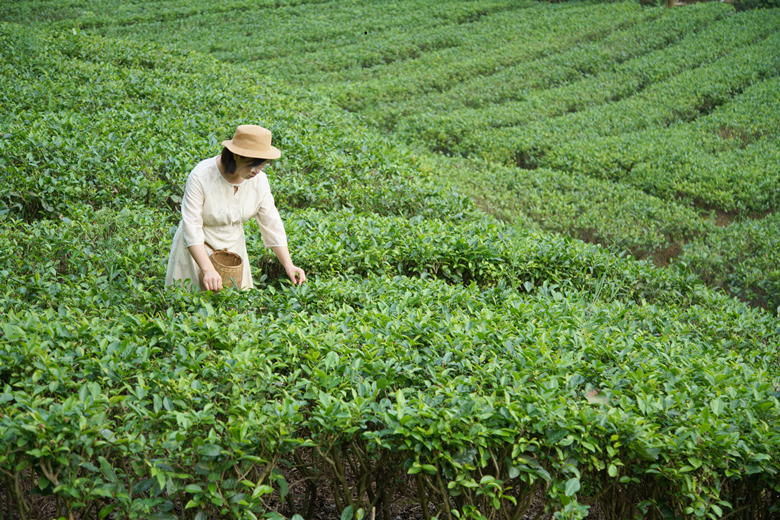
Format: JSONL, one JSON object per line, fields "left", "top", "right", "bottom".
{"left": 1, "top": 2, "right": 780, "bottom": 520}
{"left": 14, "top": 0, "right": 778, "bottom": 310}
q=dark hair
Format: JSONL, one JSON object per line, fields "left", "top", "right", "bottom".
{"left": 220, "top": 147, "right": 268, "bottom": 175}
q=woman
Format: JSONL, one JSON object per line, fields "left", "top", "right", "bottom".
{"left": 165, "top": 125, "right": 306, "bottom": 292}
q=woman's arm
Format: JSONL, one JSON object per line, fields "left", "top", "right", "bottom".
{"left": 271, "top": 246, "right": 306, "bottom": 286}
{"left": 253, "top": 174, "right": 305, "bottom": 285}
{"left": 179, "top": 167, "right": 223, "bottom": 290}
{"left": 189, "top": 244, "right": 222, "bottom": 292}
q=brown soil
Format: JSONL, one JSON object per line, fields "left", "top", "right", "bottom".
{"left": 713, "top": 209, "right": 735, "bottom": 227}
{"left": 2, "top": 469, "right": 611, "bottom": 520}
{"left": 1, "top": 480, "right": 59, "bottom": 520}
{"left": 701, "top": 207, "right": 774, "bottom": 228}
{"left": 716, "top": 126, "right": 761, "bottom": 145}
{"left": 651, "top": 242, "right": 683, "bottom": 268}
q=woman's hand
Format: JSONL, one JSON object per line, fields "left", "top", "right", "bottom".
{"left": 285, "top": 265, "right": 307, "bottom": 286}
{"left": 189, "top": 244, "right": 224, "bottom": 292}
{"left": 272, "top": 246, "right": 306, "bottom": 286}
{"left": 202, "top": 268, "right": 223, "bottom": 292}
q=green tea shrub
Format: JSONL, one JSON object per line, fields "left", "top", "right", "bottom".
{"left": 425, "top": 155, "right": 710, "bottom": 258}
{"left": 2, "top": 271, "right": 779, "bottom": 520}
{"left": 0, "top": 0, "right": 333, "bottom": 29}
{"left": 398, "top": 5, "right": 775, "bottom": 154}
{"left": 315, "top": 1, "right": 652, "bottom": 114}
{"left": 389, "top": 2, "right": 729, "bottom": 132}
{"left": 0, "top": 22, "right": 472, "bottom": 223}
{"left": 470, "top": 30, "right": 780, "bottom": 166}
{"left": 537, "top": 76, "right": 780, "bottom": 213}
{"left": 680, "top": 214, "right": 780, "bottom": 311}
{"left": 736, "top": 0, "right": 780, "bottom": 9}
{"left": 0, "top": 202, "right": 700, "bottom": 317}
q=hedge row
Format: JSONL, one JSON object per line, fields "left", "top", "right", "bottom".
{"left": 82, "top": 0, "right": 525, "bottom": 65}
{"left": 422, "top": 155, "right": 708, "bottom": 259}
{"left": 398, "top": 6, "right": 775, "bottom": 154}
{"left": 539, "top": 75, "right": 780, "bottom": 213}
{"left": 469, "top": 30, "right": 780, "bottom": 165}
{"left": 0, "top": 0, "right": 332, "bottom": 30}
{"left": 314, "top": 2, "right": 654, "bottom": 113}
{"left": 0, "top": 203, "right": 699, "bottom": 315}
{"left": 0, "top": 23, "right": 472, "bottom": 223}
{"left": 383, "top": 2, "right": 729, "bottom": 132}
{"left": 680, "top": 213, "right": 780, "bottom": 312}
{"left": 2, "top": 208, "right": 779, "bottom": 520}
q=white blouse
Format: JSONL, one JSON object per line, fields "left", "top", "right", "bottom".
{"left": 165, "top": 157, "right": 287, "bottom": 290}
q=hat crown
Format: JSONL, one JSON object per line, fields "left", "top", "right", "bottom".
{"left": 222, "top": 125, "right": 281, "bottom": 159}
{"left": 234, "top": 125, "right": 271, "bottom": 152}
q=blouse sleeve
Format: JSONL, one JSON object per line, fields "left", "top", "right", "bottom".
{"left": 181, "top": 169, "right": 205, "bottom": 247}
{"left": 254, "top": 175, "right": 288, "bottom": 248}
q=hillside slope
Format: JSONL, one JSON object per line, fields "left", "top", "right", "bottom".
{"left": 19, "top": 0, "right": 778, "bottom": 310}
{"left": 1, "top": 14, "right": 779, "bottom": 520}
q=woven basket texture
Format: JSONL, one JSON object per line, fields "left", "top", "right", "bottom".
{"left": 199, "top": 250, "right": 243, "bottom": 290}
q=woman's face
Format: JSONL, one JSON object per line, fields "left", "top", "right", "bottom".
{"left": 234, "top": 154, "right": 271, "bottom": 180}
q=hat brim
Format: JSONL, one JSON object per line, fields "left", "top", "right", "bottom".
{"left": 222, "top": 140, "right": 282, "bottom": 160}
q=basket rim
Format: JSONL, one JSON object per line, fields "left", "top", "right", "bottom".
{"left": 211, "top": 250, "right": 243, "bottom": 268}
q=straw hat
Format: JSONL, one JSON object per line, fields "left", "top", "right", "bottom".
{"left": 221, "top": 125, "right": 281, "bottom": 160}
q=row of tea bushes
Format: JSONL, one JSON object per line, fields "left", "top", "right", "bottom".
{"left": 680, "top": 213, "right": 780, "bottom": 312}
{"left": 546, "top": 132, "right": 780, "bottom": 214}
{"left": 251, "top": 208, "right": 707, "bottom": 306}
{"left": 0, "top": 202, "right": 697, "bottom": 316}
{"left": 470, "top": 30, "right": 780, "bottom": 165}
{"left": 2, "top": 260, "right": 779, "bottom": 520}
{"left": 380, "top": 2, "right": 729, "bottom": 133}
{"left": 0, "top": 22, "right": 472, "bottom": 223}
{"left": 5, "top": 195, "right": 775, "bottom": 338}
{"left": 423, "top": 154, "right": 708, "bottom": 261}
{"left": 429, "top": 152, "right": 780, "bottom": 311}
{"left": 538, "top": 75, "right": 780, "bottom": 213}
{"left": 0, "top": 0, "right": 333, "bottom": 30}
{"left": 313, "top": 1, "right": 654, "bottom": 113}
{"left": 398, "top": 5, "right": 773, "bottom": 154}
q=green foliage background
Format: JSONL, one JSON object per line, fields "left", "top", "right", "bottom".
{"left": 1, "top": 1, "right": 780, "bottom": 520}
{"left": 6, "top": 0, "right": 776, "bottom": 310}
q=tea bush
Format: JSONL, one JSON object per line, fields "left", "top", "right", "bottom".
{"left": 469, "top": 30, "right": 780, "bottom": 166}
{"left": 537, "top": 76, "right": 780, "bottom": 213}
{"left": 426, "top": 155, "right": 710, "bottom": 259}
{"left": 3, "top": 259, "right": 780, "bottom": 520}
{"left": 0, "top": 203, "right": 702, "bottom": 317}
{"left": 311, "top": 2, "right": 655, "bottom": 114}
{"left": 40, "top": 1, "right": 654, "bottom": 111}
{"left": 3, "top": 203, "right": 780, "bottom": 519}
{"left": 387, "top": 2, "right": 730, "bottom": 134}
{"left": 680, "top": 214, "right": 780, "bottom": 312}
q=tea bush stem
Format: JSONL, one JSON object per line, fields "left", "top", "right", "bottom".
{"left": 416, "top": 474, "right": 432, "bottom": 520}
{"left": 435, "top": 462, "right": 455, "bottom": 520}
{"left": 510, "top": 479, "right": 540, "bottom": 520}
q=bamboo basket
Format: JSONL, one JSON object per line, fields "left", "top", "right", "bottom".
{"left": 199, "top": 241, "right": 243, "bottom": 290}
